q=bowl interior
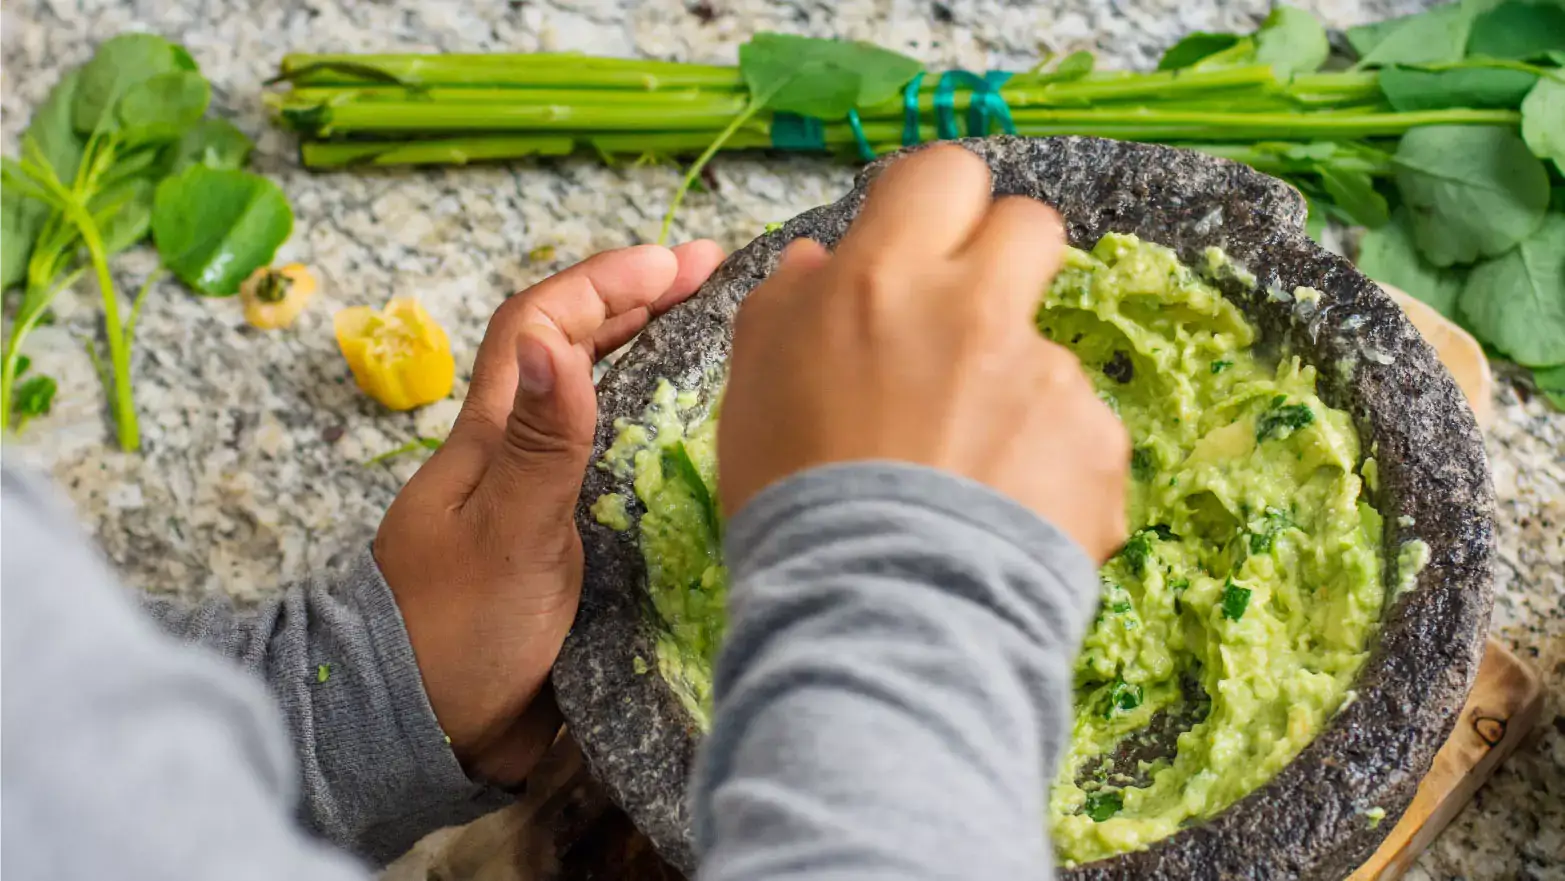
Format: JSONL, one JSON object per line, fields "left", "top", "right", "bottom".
{"left": 553, "top": 136, "right": 1495, "bottom": 879}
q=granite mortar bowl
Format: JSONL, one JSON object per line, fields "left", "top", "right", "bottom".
{"left": 552, "top": 136, "right": 1496, "bottom": 879}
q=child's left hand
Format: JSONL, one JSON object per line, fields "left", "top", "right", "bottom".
{"left": 373, "top": 241, "right": 726, "bottom": 785}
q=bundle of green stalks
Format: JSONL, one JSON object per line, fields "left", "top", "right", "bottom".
{"left": 268, "top": 2, "right": 1565, "bottom": 399}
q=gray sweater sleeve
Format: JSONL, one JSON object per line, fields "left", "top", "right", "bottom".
{"left": 693, "top": 463, "right": 1102, "bottom": 880}
{"left": 139, "top": 546, "right": 512, "bottom": 866}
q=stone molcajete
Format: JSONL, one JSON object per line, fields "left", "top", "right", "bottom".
{"left": 552, "top": 136, "right": 1496, "bottom": 878}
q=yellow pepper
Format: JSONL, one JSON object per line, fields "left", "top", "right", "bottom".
{"left": 241, "top": 264, "right": 317, "bottom": 330}
{"left": 333, "top": 298, "right": 455, "bottom": 411}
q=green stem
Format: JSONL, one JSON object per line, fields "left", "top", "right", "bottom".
{"left": 124, "top": 268, "right": 166, "bottom": 348}
{"left": 659, "top": 97, "right": 768, "bottom": 245}
{"left": 282, "top": 86, "right": 746, "bottom": 106}
{"left": 314, "top": 99, "right": 751, "bottom": 134}
{"left": 278, "top": 53, "right": 745, "bottom": 89}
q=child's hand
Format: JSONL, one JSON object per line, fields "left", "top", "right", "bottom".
{"left": 375, "top": 241, "right": 726, "bottom": 785}
{"left": 719, "top": 145, "right": 1130, "bottom": 562}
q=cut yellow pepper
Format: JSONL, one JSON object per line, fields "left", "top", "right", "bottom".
{"left": 242, "top": 263, "right": 317, "bottom": 330}
{"left": 333, "top": 298, "right": 455, "bottom": 411}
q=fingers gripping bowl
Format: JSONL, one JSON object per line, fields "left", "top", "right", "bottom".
{"left": 552, "top": 137, "right": 1495, "bottom": 878}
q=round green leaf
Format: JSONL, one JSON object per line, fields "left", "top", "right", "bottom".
{"left": 152, "top": 166, "right": 293, "bottom": 296}
{"left": 73, "top": 33, "right": 198, "bottom": 134}
{"left": 1521, "top": 75, "right": 1565, "bottom": 171}
{"left": 1253, "top": 5, "right": 1329, "bottom": 78}
{"left": 167, "top": 119, "right": 255, "bottom": 172}
{"left": 1393, "top": 125, "right": 1549, "bottom": 266}
{"left": 1356, "top": 210, "right": 1464, "bottom": 318}
{"left": 1467, "top": 0, "right": 1565, "bottom": 60}
{"left": 1458, "top": 214, "right": 1565, "bottom": 366}
{"left": 117, "top": 70, "right": 210, "bottom": 145}
{"left": 1157, "top": 33, "right": 1243, "bottom": 71}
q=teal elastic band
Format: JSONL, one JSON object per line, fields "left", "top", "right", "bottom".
{"left": 902, "top": 71, "right": 926, "bottom": 146}
{"left": 770, "top": 112, "right": 827, "bottom": 151}
{"left": 968, "top": 70, "right": 1016, "bottom": 137}
{"left": 933, "top": 70, "right": 1017, "bottom": 140}
{"left": 846, "top": 109, "right": 876, "bottom": 161}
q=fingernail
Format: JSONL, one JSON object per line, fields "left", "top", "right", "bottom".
{"left": 518, "top": 332, "right": 555, "bottom": 397}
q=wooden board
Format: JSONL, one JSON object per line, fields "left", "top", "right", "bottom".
{"left": 1348, "top": 639, "right": 1543, "bottom": 881}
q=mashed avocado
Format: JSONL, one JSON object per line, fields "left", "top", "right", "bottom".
{"left": 595, "top": 233, "right": 1385, "bottom": 864}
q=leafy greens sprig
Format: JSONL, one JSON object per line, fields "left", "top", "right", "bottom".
{"left": 2, "top": 34, "right": 295, "bottom": 450}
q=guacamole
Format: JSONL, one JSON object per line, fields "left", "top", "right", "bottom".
{"left": 595, "top": 233, "right": 1385, "bottom": 865}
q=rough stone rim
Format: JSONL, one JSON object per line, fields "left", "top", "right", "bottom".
{"left": 553, "top": 136, "right": 1496, "bottom": 879}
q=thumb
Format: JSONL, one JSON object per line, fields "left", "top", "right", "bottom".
{"left": 470, "top": 324, "right": 598, "bottom": 523}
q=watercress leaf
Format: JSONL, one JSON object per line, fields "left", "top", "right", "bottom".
{"left": 28, "top": 70, "right": 85, "bottom": 186}
{"left": 1305, "top": 197, "right": 1330, "bottom": 244}
{"left": 13, "top": 374, "right": 58, "bottom": 425}
{"left": 1521, "top": 75, "right": 1565, "bottom": 171}
{"left": 91, "top": 177, "right": 156, "bottom": 255}
{"left": 1035, "top": 50, "right": 1095, "bottom": 85}
{"left": 1319, "top": 166, "right": 1390, "bottom": 228}
{"left": 73, "top": 33, "right": 197, "bottom": 134}
{"left": 1532, "top": 363, "right": 1565, "bottom": 409}
{"left": 1353, "top": 1, "right": 1475, "bottom": 67}
{"left": 1458, "top": 213, "right": 1565, "bottom": 366}
{"left": 1378, "top": 64, "right": 1538, "bottom": 110}
{"left": 1358, "top": 209, "right": 1466, "bottom": 317}
{"left": 167, "top": 118, "right": 255, "bottom": 172}
{"left": 116, "top": 70, "right": 211, "bottom": 145}
{"left": 1253, "top": 5, "right": 1330, "bottom": 79}
{"left": 1, "top": 188, "right": 45, "bottom": 291}
{"left": 739, "top": 33, "right": 922, "bottom": 118}
{"left": 1393, "top": 125, "right": 1550, "bottom": 265}
{"left": 1467, "top": 1, "right": 1565, "bottom": 61}
{"left": 152, "top": 166, "right": 293, "bottom": 296}
{"left": 1157, "top": 32, "right": 1242, "bottom": 70}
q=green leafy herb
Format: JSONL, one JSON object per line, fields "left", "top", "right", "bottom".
{"left": 1466, "top": 1, "right": 1565, "bottom": 61}
{"left": 1084, "top": 790, "right": 1123, "bottom": 822}
{"left": 1393, "top": 125, "right": 1550, "bottom": 266}
{"left": 1118, "top": 531, "right": 1155, "bottom": 575}
{"left": 1520, "top": 74, "right": 1565, "bottom": 170}
{"left": 1130, "top": 445, "right": 1157, "bottom": 481}
{"left": 15, "top": 356, "right": 30, "bottom": 377}
{"left": 1319, "top": 167, "right": 1389, "bottom": 228}
{"left": 1377, "top": 64, "right": 1538, "bottom": 111}
{"left": 367, "top": 436, "right": 443, "bottom": 464}
{"left": 1256, "top": 398, "right": 1316, "bottom": 441}
{"left": 316, "top": 663, "right": 330, "bottom": 683}
{"left": 1458, "top": 214, "right": 1565, "bottom": 366}
{"left": 1532, "top": 363, "right": 1565, "bottom": 409}
{"left": 116, "top": 70, "right": 211, "bottom": 144}
{"left": 1034, "top": 50, "right": 1096, "bottom": 85}
{"left": 167, "top": 119, "right": 255, "bottom": 173}
{"left": 151, "top": 164, "right": 294, "bottom": 295}
{"left": 1157, "top": 33, "right": 1243, "bottom": 71}
{"left": 91, "top": 177, "right": 156, "bottom": 255}
{"left": 1169, "top": 576, "right": 1191, "bottom": 594}
{"left": 12, "top": 374, "right": 57, "bottom": 429}
{"left": 1220, "top": 580, "right": 1253, "bottom": 620}
{"left": 72, "top": 33, "right": 197, "bottom": 133}
{"left": 1210, "top": 359, "right": 1233, "bottom": 374}
{"left": 1105, "top": 678, "right": 1144, "bottom": 716}
{"left": 659, "top": 34, "right": 921, "bottom": 242}
{"left": 662, "top": 441, "right": 723, "bottom": 544}
{"left": 1351, "top": 1, "right": 1478, "bottom": 68}
{"left": 1357, "top": 209, "right": 1464, "bottom": 318}
{"left": 1253, "top": 5, "right": 1330, "bottom": 79}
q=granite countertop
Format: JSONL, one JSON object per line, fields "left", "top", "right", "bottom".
{"left": 3, "top": 0, "right": 1561, "bottom": 877}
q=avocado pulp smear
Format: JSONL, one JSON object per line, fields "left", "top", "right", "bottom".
{"left": 593, "top": 233, "right": 1386, "bottom": 864}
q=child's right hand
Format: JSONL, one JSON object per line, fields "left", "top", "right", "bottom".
{"left": 718, "top": 145, "right": 1130, "bottom": 562}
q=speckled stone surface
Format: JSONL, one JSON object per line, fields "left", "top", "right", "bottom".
{"left": 556, "top": 136, "right": 1497, "bottom": 878}
{"left": 2, "top": 1, "right": 1562, "bottom": 878}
